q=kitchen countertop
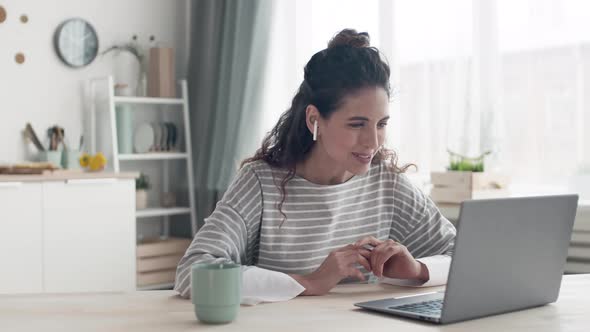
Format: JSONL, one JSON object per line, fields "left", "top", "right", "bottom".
{"left": 0, "top": 171, "right": 139, "bottom": 182}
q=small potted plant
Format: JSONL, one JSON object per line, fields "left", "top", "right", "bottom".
{"left": 447, "top": 149, "right": 491, "bottom": 172}
{"left": 430, "top": 149, "right": 509, "bottom": 203}
{"left": 135, "top": 173, "right": 151, "bottom": 209}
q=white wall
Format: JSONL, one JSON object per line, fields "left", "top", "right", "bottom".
{"left": 0, "top": 0, "right": 189, "bottom": 163}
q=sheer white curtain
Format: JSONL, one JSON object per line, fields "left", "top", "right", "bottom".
{"left": 261, "top": 0, "right": 590, "bottom": 195}
{"left": 385, "top": 0, "right": 479, "bottom": 178}
{"left": 495, "top": 0, "right": 590, "bottom": 189}
{"left": 259, "top": 0, "right": 381, "bottom": 147}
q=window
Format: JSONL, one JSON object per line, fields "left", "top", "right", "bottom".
{"left": 263, "top": 0, "right": 590, "bottom": 192}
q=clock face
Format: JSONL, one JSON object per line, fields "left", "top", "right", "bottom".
{"left": 54, "top": 18, "right": 99, "bottom": 68}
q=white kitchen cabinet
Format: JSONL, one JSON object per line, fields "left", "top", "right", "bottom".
{"left": 0, "top": 182, "right": 43, "bottom": 294}
{"left": 43, "top": 179, "right": 136, "bottom": 292}
{"left": 0, "top": 173, "right": 137, "bottom": 294}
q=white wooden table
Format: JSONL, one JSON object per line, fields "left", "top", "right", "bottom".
{"left": 1, "top": 274, "right": 589, "bottom": 331}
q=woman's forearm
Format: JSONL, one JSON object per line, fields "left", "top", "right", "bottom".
{"left": 289, "top": 273, "right": 315, "bottom": 295}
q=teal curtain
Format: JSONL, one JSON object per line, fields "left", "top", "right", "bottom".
{"left": 184, "top": 0, "right": 273, "bottom": 234}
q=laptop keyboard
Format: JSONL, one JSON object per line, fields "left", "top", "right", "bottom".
{"left": 389, "top": 299, "right": 443, "bottom": 316}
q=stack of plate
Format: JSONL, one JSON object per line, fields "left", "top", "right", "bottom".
{"left": 133, "top": 122, "right": 179, "bottom": 153}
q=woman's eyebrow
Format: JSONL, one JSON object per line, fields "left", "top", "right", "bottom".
{"left": 347, "top": 116, "right": 368, "bottom": 121}
{"left": 347, "top": 115, "right": 390, "bottom": 121}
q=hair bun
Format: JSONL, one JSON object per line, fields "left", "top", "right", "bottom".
{"left": 327, "top": 29, "right": 370, "bottom": 49}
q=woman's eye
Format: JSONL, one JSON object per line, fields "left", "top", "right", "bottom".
{"left": 378, "top": 122, "right": 388, "bottom": 128}
{"left": 349, "top": 123, "right": 364, "bottom": 128}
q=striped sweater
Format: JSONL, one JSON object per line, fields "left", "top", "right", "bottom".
{"left": 174, "top": 160, "right": 456, "bottom": 298}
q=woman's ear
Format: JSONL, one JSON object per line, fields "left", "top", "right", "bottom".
{"left": 305, "top": 105, "right": 320, "bottom": 138}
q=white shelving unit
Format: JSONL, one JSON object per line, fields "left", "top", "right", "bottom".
{"left": 89, "top": 76, "right": 197, "bottom": 291}
{"left": 113, "top": 96, "right": 184, "bottom": 105}
{"left": 118, "top": 152, "right": 188, "bottom": 161}
{"left": 136, "top": 207, "right": 192, "bottom": 218}
{"left": 89, "top": 76, "right": 197, "bottom": 237}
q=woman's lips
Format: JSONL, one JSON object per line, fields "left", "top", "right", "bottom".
{"left": 352, "top": 152, "right": 372, "bottom": 164}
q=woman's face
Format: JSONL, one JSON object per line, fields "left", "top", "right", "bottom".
{"left": 317, "top": 86, "right": 390, "bottom": 175}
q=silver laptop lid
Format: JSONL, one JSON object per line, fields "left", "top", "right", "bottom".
{"left": 441, "top": 195, "right": 578, "bottom": 324}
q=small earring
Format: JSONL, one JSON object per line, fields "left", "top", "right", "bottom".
{"left": 312, "top": 120, "right": 318, "bottom": 141}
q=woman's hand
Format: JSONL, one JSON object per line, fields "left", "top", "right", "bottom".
{"left": 353, "top": 236, "right": 429, "bottom": 281}
{"left": 290, "top": 244, "right": 372, "bottom": 296}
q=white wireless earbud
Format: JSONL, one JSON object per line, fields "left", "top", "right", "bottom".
{"left": 312, "top": 120, "right": 318, "bottom": 141}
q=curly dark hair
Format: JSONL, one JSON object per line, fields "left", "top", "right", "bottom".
{"left": 241, "top": 29, "right": 415, "bottom": 224}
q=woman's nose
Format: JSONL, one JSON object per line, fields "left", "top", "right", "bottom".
{"left": 361, "top": 128, "right": 379, "bottom": 150}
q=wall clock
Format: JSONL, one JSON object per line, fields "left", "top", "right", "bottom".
{"left": 54, "top": 18, "right": 99, "bottom": 68}
{"left": 0, "top": 6, "right": 6, "bottom": 23}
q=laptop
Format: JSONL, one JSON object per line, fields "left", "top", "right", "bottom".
{"left": 355, "top": 194, "right": 579, "bottom": 324}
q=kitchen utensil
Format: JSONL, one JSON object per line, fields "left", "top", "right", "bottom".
{"left": 56, "top": 127, "right": 66, "bottom": 150}
{"left": 49, "top": 129, "right": 57, "bottom": 150}
{"left": 24, "top": 123, "right": 45, "bottom": 151}
{"left": 46, "top": 126, "right": 64, "bottom": 150}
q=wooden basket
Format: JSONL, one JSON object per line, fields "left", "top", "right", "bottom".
{"left": 430, "top": 171, "right": 510, "bottom": 204}
{"left": 136, "top": 237, "right": 191, "bottom": 287}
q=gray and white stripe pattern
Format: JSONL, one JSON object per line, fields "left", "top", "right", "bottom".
{"left": 174, "top": 160, "right": 456, "bottom": 298}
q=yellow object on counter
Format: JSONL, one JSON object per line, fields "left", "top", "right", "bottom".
{"left": 79, "top": 153, "right": 91, "bottom": 167}
{"left": 79, "top": 152, "right": 108, "bottom": 171}
{"left": 89, "top": 153, "right": 107, "bottom": 171}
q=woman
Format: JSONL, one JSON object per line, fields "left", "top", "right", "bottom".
{"left": 175, "top": 29, "right": 456, "bottom": 299}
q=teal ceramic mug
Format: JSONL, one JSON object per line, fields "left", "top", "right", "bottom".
{"left": 191, "top": 263, "right": 241, "bottom": 324}
{"left": 40, "top": 150, "right": 62, "bottom": 169}
{"left": 61, "top": 149, "right": 81, "bottom": 169}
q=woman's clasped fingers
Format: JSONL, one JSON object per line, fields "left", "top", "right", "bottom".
{"left": 371, "top": 240, "right": 403, "bottom": 278}
{"left": 347, "top": 266, "right": 366, "bottom": 281}
{"left": 339, "top": 248, "right": 371, "bottom": 272}
{"left": 353, "top": 236, "right": 382, "bottom": 249}
{"left": 354, "top": 251, "right": 372, "bottom": 272}
{"left": 358, "top": 247, "right": 372, "bottom": 259}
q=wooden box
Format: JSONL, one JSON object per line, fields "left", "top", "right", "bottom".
{"left": 136, "top": 237, "right": 190, "bottom": 287}
{"left": 137, "top": 270, "right": 177, "bottom": 286}
{"left": 137, "top": 253, "right": 184, "bottom": 273}
{"left": 429, "top": 171, "right": 510, "bottom": 204}
{"left": 137, "top": 237, "right": 191, "bottom": 258}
